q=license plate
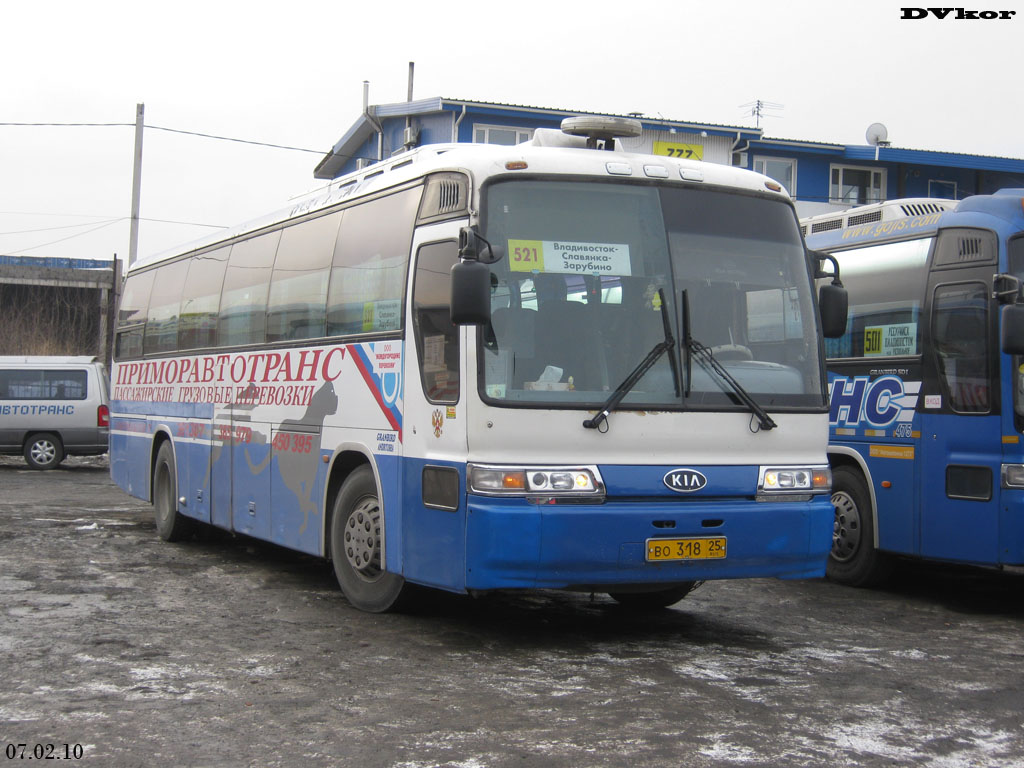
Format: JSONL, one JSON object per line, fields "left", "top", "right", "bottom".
{"left": 646, "top": 537, "right": 727, "bottom": 561}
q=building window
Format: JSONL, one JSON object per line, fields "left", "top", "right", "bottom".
{"left": 830, "top": 165, "right": 885, "bottom": 205}
{"left": 754, "top": 157, "right": 796, "bottom": 196}
{"left": 473, "top": 125, "right": 533, "bottom": 146}
{"left": 928, "top": 180, "right": 958, "bottom": 200}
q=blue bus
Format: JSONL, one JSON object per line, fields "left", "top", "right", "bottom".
{"left": 804, "top": 190, "right": 1024, "bottom": 585}
{"left": 110, "top": 116, "right": 847, "bottom": 612}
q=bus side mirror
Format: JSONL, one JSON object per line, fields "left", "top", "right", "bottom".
{"left": 1001, "top": 304, "right": 1024, "bottom": 355}
{"left": 819, "top": 283, "right": 848, "bottom": 339}
{"left": 450, "top": 260, "right": 491, "bottom": 325}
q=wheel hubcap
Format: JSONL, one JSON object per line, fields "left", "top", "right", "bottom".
{"left": 831, "top": 490, "right": 862, "bottom": 563}
{"left": 31, "top": 441, "right": 55, "bottom": 465}
{"left": 344, "top": 496, "right": 382, "bottom": 580}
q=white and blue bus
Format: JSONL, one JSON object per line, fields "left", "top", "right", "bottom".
{"left": 111, "top": 117, "right": 845, "bottom": 612}
{"left": 804, "top": 190, "right": 1024, "bottom": 585}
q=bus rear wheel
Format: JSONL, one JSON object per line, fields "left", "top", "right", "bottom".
{"left": 330, "top": 465, "right": 411, "bottom": 613}
{"left": 828, "top": 466, "right": 892, "bottom": 587}
{"left": 152, "top": 442, "right": 194, "bottom": 542}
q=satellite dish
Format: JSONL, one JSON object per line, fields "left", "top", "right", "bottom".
{"left": 866, "top": 122, "right": 889, "bottom": 146}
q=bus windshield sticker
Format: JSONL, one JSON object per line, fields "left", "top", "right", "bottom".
{"left": 864, "top": 323, "right": 917, "bottom": 356}
{"left": 508, "top": 239, "right": 632, "bottom": 276}
{"left": 362, "top": 299, "right": 402, "bottom": 332}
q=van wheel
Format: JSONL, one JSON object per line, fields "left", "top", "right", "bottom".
{"left": 330, "top": 465, "right": 412, "bottom": 613}
{"left": 24, "top": 432, "right": 64, "bottom": 470}
{"left": 153, "top": 442, "right": 194, "bottom": 542}
{"left": 828, "top": 466, "right": 892, "bottom": 587}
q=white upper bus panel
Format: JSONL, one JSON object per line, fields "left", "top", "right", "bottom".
{"left": 134, "top": 133, "right": 790, "bottom": 272}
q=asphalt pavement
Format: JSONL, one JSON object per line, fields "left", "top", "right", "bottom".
{"left": 2, "top": 455, "right": 1023, "bottom": 767}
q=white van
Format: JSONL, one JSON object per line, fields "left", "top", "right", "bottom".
{"left": 0, "top": 356, "right": 110, "bottom": 469}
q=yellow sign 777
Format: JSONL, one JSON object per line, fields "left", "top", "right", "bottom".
{"left": 653, "top": 141, "right": 704, "bottom": 161}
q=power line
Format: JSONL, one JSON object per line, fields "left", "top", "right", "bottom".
{"left": 0, "top": 209, "right": 124, "bottom": 219}
{"left": 0, "top": 122, "right": 133, "bottom": 127}
{"left": 140, "top": 216, "right": 227, "bottom": 229}
{"left": 0, "top": 120, "right": 325, "bottom": 155}
{"left": 0, "top": 117, "right": 321, "bottom": 256}
{"left": 0, "top": 218, "right": 122, "bottom": 236}
{"left": 0, "top": 215, "right": 227, "bottom": 237}
{"left": 10, "top": 218, "right": 126, "bottom": 256}
{"left": 146, "top": 125, "right": 325, "bottom": 155}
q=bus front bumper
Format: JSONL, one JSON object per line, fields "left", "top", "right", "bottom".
{"left": 464, "top": 494, "right": 834, "bottom": 591}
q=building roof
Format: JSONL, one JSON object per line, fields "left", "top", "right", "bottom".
{"left": 314, "top": 97, "right": 763, "bottom": 179}
{"left": 315, "top": 96, "right": 1024, "bottom": 181}
{"left": 753, "top": 135, "right": 1024, "bottom": 173}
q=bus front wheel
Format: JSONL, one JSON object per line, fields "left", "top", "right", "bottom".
{"left": 330, "top": 465, "right": 411, "bottom": 613}
{"left": 828, "top": 466, "right": 892, "bottom": 587}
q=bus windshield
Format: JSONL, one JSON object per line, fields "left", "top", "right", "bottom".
{"left": 480, "top": 180, "right": 825, "bottom": 411}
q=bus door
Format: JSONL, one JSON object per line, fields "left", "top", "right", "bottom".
{"left": 919, "top": 249, "right": 1002, "bottom": 564}
{"left": 400, "top": 238, "right": 468, "bottom": 591}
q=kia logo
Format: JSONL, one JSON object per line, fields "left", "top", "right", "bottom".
{"left": 663, "top": 468, "right": 707, "bottom": 493}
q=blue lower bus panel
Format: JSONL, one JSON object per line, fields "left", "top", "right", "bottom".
{"left": 463, "top": 495, "right": 834, "bottom": 591}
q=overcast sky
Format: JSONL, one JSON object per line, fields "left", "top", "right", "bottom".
{"left": 2, "top": 0, "right": 1020, "bottom": 265}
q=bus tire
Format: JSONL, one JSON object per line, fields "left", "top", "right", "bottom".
{"left": 24, "top": 432, "right": 64, "bottom": 470}
{"left": 153, "top": 442, "right": 194, "bottom": 542}
{"left": 607, "top": 582, "right": 697, "bottom": 609}
{"left": 330, "top": 465, "right": 411, "bottom": 613}
{"left": 828, "top": 466, "right": 892, "bottom": 587}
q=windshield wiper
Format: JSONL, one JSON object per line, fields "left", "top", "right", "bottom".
{"left": 583, "top": 288, "right": 679, "bottom": 431}
{"left": 681, "top": 290, "right": 777, "bottom": 432}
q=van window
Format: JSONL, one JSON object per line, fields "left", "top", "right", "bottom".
{"left": 0, "top": 369, "right": 88, "bottom": 400}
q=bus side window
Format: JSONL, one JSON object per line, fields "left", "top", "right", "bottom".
{"left": 327, "top": 188, "right": 421, "bottom": 336}
{"left": 142, "top": 259, "right": 189, "bottom": 356}
{"left": 932, "top": 282, "right": 990, "bottom": 413}
{"left": 116, "top": 270, "right": 155, "bottom": 360}
{"left": 218, "top": 232, "right": 280, "bottom": 347}
{"left": 179, "top": 246, "right": 229, "bottom": 351}
{"left": 266, "top": 212, "right": 341, "bottom": 342}
{"left": 413, "top": 241, "right": 460, "bottom": 403}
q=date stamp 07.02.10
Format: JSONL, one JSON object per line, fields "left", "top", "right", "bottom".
{"left": 4, "top": 744, "right": 85, "bottom": 761}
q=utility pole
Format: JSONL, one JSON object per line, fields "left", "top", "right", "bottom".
{"left": 128, "top": 103, "right": 144, "bottom": 267}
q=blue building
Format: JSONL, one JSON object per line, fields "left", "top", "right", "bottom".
{"left": 314, "top": 97, "right": 1024, "bottom": 218}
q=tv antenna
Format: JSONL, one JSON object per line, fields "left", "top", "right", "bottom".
{"left": 739, "top": 100, "right": 783, "bottom": 129}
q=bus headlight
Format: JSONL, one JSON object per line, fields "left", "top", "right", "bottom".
{"left": 468, "top": 464, "right": 605, "bottom": 498}
{"left": 758, "top": 466, "right": 832, "bottom": 495}
{"left": 1002, "top": 464, "right": 1024, "bottom": 489}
